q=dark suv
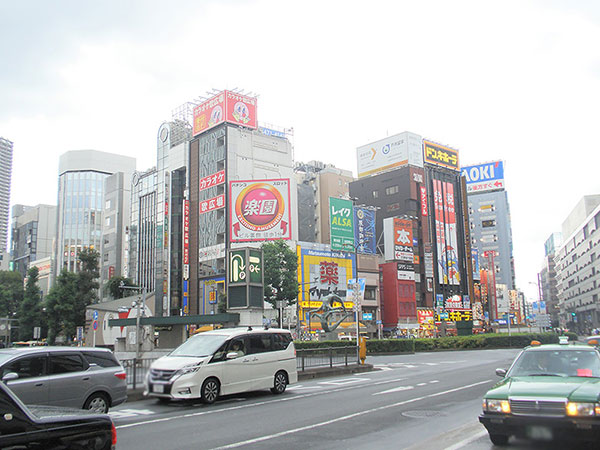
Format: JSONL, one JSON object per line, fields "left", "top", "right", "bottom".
{"left": 0, "top": 347, "right": 127, "bottom": 413}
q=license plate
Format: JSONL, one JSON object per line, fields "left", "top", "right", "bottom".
{"left": 526, "top": 425, "right": 553, "bottom": 441}
{"left": 152, "top": 384, "right": 164, "bottom": 393}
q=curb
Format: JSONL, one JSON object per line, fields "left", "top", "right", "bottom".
{"left": 124, "top": 364, "right": 375, "bottom": 403}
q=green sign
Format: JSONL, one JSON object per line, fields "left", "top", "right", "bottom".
{"left": 229, "top": 250, "right": 246, "bottom": 284}
{"left": 249, "top": 250, "right": 263, "bottom": 284}
{"left": 329, "top": 197, "right": 354, "bottom": 251}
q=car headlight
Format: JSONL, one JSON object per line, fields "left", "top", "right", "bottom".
{"left": 566, "top": 402, "right": 596, "bottom": 416}
{"left": 175, "top": 364, "right": 203, "bottom": 376}
{"left": 484, "top": 399, "right": 511, "bottom": 413}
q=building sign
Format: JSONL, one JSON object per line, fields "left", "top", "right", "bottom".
{"left": 357, "top": 132, "right": 424, "bottom": 178}
{"left": 182, "top": 199, "right": 190, "bottom": 279}
{"left": 199, "top": 243, "right": 226, "bottom": 263}
{"left": 329, "top": 197, "right": 354, "bottom": 251}
{"left": 417, "top": 309, "right": 434, "bottom": 325}
{"left": 199, "top": 170, "right": 226, "bottom": 192}
{"left": 383, "top": 218, "right": 414, "bottom": 262}
{"left": 432, "top": 179, "right": 461, "bottom": 285}
{"left": 229, "top": 179, "right": 291, "bottom": 242}
{"left": 436, "top": 310, "right": 472, "bottom": 322}
{"left": 199, "top": 194, "right": 225, "bottom": 214}
{"left": 353, "top": 207, "right": 376, "bottom": 254}
{"left": 182, "top": 280, "right": 189, "bottom": 315}
{"left": 423, "top": 140, "right": 459, "bottom": 170}
{"left": 461, "top": 161, "right": 504, "bottom": 193}
{"left": 193, "top": 90, "right": 258, "bottom": 136}
{"left": 420, "top": 186, "right": 428, "bottom": 216}
{"left": 297, "top": 246, "right": 355, "bottom": 310}
{"left": 397, "top": 262, "right": 415, "bottom": 281}
{"left": 259, "top": 127, "right": 286, "bottom": 138}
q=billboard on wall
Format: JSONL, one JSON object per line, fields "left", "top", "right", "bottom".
{"left": 384, "top": 217, "right": 414, "bottom": 262}
{"left": 356, "top": 132, "right": 423, "bottom": 178}
{"left": 329, "top": 197, "right": 354, "bottom": 251}
{"left": 297, "top": 246, "right": 355, "bottom": 312}
{"left": 432, "top": 179, "right": 461, "bottom": 285}
{"left": 423, "top": 140, "right": 459, "bottom": 170}
{"left": 199, "top": 170, "right": 226, "bottom": 192}
{"left": 353, "top": 207, "right": 376, "bottom": 254}
{"left": 461, "top": 161, "right": 504, "bottom": 193}
{"left": 193, "top": 90, "right": 258, "bottom": 136}
{"left": 229, "top": 179, "right": 291, "bottom": 242}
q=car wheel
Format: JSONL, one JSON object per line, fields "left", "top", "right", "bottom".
{"left": 84, "top": 392, "right": 110, "bottom": 414}
{"left": 488, "top": 433, "right": 509, "bottom": 446}
{"left": 201, "top": 378, "right": 220, "bottom": 404}
{"left": 270, "top": 371, "right": 288, "bottom": 395}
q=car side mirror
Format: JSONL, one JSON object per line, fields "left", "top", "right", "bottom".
{"left": 226, "top": 352, "right": 239, "bottom": 360}
{"left": 2, "top": 372, "right": 18, "bottom": 382}
{"left": 495, "top": 368, "right": 507, "bottom": 377}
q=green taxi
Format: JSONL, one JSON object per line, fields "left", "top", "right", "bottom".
{"left": 479, "top": 338, "right": 600, "bottom": 446}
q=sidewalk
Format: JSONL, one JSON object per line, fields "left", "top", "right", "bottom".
{"left": 125, "top": 363, "right": 374, "bottom": 403}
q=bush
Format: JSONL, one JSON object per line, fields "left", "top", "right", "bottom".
{"left": 294, "top": 340, "right": 355, "bottom": 350}
{"left": 366, "top": 339, "right": 415, "bottom": 354}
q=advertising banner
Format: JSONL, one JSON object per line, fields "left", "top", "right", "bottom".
{"left": 420, "top": 186, "right": 428, "bottom": 216}
{"left": 461, "top": 161, "right": 504, "bottom": 193}
{"left": 423, "top": 140, "right": 459, "bottom": 170}
{"left": 356, "top": 132, "right": 423, "bottom": 178}
{"left": 229, "top": 179, "right": 291, "bottom": 242}
{"left": 329, "top": 197, "right": 354, "bottom": 251}
{"left": 471, "top": 248, "right": 480, "bottom": 281}
{"left": 198, "top": 243, "right": 226, "bottom": 263}
{"left": 384, "top": 217, "right": 414, "bottom": 261}
{"left": 417, "top": 309, "right": 434, "bottom": 325}
{"left": 183, "top": 200, "right": 190, "bottom": 279}
{"left": 297, "top": 246, "right": 355, "bottom": 311}
{"left": 193, "top": 90, "right": 258, "bottom": 136}
{"left": 432, "top": 179, "right": 461, "bottom": 285}
{"left": 199, "top": 194, "right": 225, "bottom": 214}
{"left": 199, "top": 170, "right": 226, "bottom": 192}
{"left": 397, "top": 262, "right": 415, "bottom": 281}
{"left": 353, "top": 207, "right": 376, "bottom": 254}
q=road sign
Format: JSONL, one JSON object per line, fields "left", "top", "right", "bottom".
{"left": 76, "top": 326, "right": 84, "bottom": 342}
{"left": 92, "top": 320, "right": 98, "bottom": 331}
{"left": 33, "top": 327, "right": 41, "bottom": 339}
{"left": 92, "top": 310, "right": 98, "bottom": 320}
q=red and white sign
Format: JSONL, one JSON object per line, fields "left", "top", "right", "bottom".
{"left": 199, "top": 170, "right": 225, "bottom": 192}
{"left": 229, "top": 179, "right": 291, "bottom": 242}
{"left": 193, "top": 90, "right": 257, "bottom": 136}
{"left": 182, "top": 200, "right": 190, "bottom": 275}
{"left": 394, "top": 219, "right": 413, "bottom": 262}
{"left": 199, "top": 194, "right": 225, "bottom": 215}
{"left": 467, "top": 179, "right": 505, "bottom": 193}
{"left": 420, "top": 186, "right": 428, "bottom": 216}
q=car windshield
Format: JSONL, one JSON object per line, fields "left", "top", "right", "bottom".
{"left": 169, "top": 334, "right": 228, "bottom": 358}
{"left": 509, "top": 349, "right": 600, "bottom": 377}
{"left": 0, "top": 353, "right": 15, "bottom": 366}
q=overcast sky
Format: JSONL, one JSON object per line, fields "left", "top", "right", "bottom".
{"left": 1, "top": 0, "right": 599, "bottom": 299}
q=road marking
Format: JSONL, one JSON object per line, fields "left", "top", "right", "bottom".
{"left": 210, "top": 379, "right": 493, "bottom": 449}
{"left": 443, "top": 429, "right": 487, "bottom": 450}
{"left": 319, "top": 377, "right": 369, "bottom": 386}
{"left": 372, "top": 385, "right": 414, "bottom": 395}
{"left": 416, "top": 383, "right": 427, "bottom": 386}
{"left": 109, "top": 408, "right": 155, "bottom": 419}
{"left": 429, "top": 380, "right": 439, "bottom": 384}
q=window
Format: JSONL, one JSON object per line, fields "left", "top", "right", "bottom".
{"left": 372, "top": 190, "right": 379, "bottom": 198}
{"left": 105, "top": 200, "right": 112, "bottom": 210}
{"left": 49, "top": 353, "right": 85, "bottom": 374}
{"left": 272, "top": 333, "right": 292, "bottom": 351}
{"left": 2, "top": 356, "right": 46, "bottom": 379}
{"left": 482, "top": 219, "right": 496, "bottom": 228}
{"left": 364, "top": 287, "right": 376, "bottom": 300}
{"left": 82, "top": 351, "right": 119, "bottom": 368}
{"left": 385, "top": 185, "right": 399, "bottom": 195}
{"left": 248, "top": 334, "right": 272, "bottom": 354}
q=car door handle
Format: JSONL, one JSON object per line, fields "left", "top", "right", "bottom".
{"left": 242, "top": 359, "right": 250, "bottom": 363}
{"left": 252, "top": 358, "right": 259, "bottom": 362}
{"left": 82, "top": 377, "right": 90, "bottom": 381}
{"left": 35, "top": 383, "right": 43, "bottom": 387}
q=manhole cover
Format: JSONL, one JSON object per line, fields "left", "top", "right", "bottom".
{"left": 401, "top": 410, "right": 446, "bottom": 419}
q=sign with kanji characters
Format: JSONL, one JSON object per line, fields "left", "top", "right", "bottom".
{"left": 193, "top": 90, "right": 257, "bottom": 136}
{"left": 461, "top": 161, "right": 504, "bottom": 193}
{"left": 436, "top": 310, "right": 472, "bottom": 322}
{"left": 383, "top": 217, "right": 414, "bottom": 262}
{"left": 199, "top": 170, "right": 226, "bottom": 192}
{"left": 182, "top": 200, "right": 190, "bottom": 276}
{"left": 229, "top": 179, "right": 291, "bottom": 242}
{"left": 423, "top": 140, "right": 460, "bottom": 170}
{"left": 199, "top": 194, "right": 225, "bottom": 215}
{"left": 329, "top": 197, "right": 354, "bottom": 251}
{"left": 353, "top": 207, "right": 376, "bottom": 254}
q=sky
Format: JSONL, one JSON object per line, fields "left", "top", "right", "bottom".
{"left": 1, "top": 0, "right": 600, "bottom": 300}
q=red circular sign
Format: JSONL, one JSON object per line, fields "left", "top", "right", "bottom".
{"left": 235, "top": 183, "right": 285, "bottom": 232}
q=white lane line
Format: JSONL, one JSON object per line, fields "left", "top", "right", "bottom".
{"left": 109, "top": 409, "right": 155, "bottom": 419}
{"left": 372, "top": 385, "right": 414, "bottom": 396}
{"left": 416, "top": 383, "right": 427, "bottom": 386}
{"left": 443, "top": 429, "right": 487, "bottom": 450}
{"left": 319, "top": 378, "right": 370, "bottom": 386}
{"left": 210, "top": 379, "right": 493, "bottom": 449}
{"left": 429, "top": 380, "right": 439, "bottom": 384}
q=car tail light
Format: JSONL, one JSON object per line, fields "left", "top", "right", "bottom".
{"left": 111, "top": 421, "right": 117, "bottom": 447}
{"left": 114, "top": 371, "right": 127, "bottom": 380}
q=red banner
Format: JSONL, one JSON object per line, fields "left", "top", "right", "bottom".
{"left": 199, "top": 170, "right": 225, "bottom": 192}
{"left": 183, "top": 200, "right": 190, "bottom": 265}
{"left": 199, "top": 194, "right": 225, "bottom": 214}
{"left": 193, "top": 90, "right": 258, "bottom": 136}
{"left": 420, "top": 186, "right": 428, "bottom": 216}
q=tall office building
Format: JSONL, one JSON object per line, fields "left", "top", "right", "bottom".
{"left": 540, "top": 232, "right": 562, "bottom": 328}
{"left": 56, "top": 150, "right": 136, "bottom": 278}
{"left": 0, "top": 137, "right": 14, "bottom": 251}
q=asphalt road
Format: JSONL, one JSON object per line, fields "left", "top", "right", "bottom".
{"left": 110, "top": 348, "right": 541, "bottom": 450}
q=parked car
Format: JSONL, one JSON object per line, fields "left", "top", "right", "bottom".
{"left": 479, "top": 339, "right": 600, "bottom": 445}
{"left": 0, "top": 346, "right": 127, "bottom": 413}
{"left": 146, "top": 327, "right": 298, "bottom": 404}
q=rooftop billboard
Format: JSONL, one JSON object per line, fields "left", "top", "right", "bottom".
{"left": 357, "top": 132, "right": 423, "bottom": 178}
{"left": 461, "top": 161, "right": 505, "bottom": 193}
{"left": 423, "top": 140, "right": 459, "bottom": 170}
{"left": 193, "top": 90, "right": 258, "bottom": 136}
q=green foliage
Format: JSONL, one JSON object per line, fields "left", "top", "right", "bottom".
{"left": 18, "top": 267, "right": 42, "bottom": 340}
{"left": 261, "top": 240, "right": 298, "bottom": 308}
{"left": 366, "top": 339, "right": 415, "bottom": 353}
{"left": 294, "top": 340, "right": 356, "bottom": 349}
{"left": 0, "top": 270, "right": 24, "bottom": 318}
{"left": 105, "top": 276, "right": 134, "bottom": 300}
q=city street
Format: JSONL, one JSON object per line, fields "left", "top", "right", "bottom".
{"left": 109, "top": 348, "right": 541, "bottom": 450}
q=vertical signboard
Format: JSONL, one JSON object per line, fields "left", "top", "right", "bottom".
{"left": 420, "top": 186, "right": 428, "bottom": 216}
{"left": 383, "top": 218, "right": 414, "bottom": 261}
{"left": 182, "top": 199, "right": 190, "bottom": 280}
{"left": 329, "top": 197, "right": 354, "bottom": 251}
{"left": 227, "top": 248, "right": 264, "bottom": 309}
{"left": 229, "top": 179, "right": 291, "bottom": 242}
{"left": 432, "top": 179, "right": 461, "bottom": 285}
{"left": 353, "top": 207, "right": 376, "bottom": 254}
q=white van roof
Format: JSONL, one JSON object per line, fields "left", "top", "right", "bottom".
{"left": 195, "top": 327, "right": 292, "bottom": 338}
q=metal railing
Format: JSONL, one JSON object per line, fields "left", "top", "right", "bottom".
{"left": 120, "top": 358, "right": 154, "bottom": 390}
{"left": 295, "top": 346, "right": 355, "bottom": 371}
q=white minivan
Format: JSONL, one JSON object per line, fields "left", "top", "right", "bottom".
{"left": 145, "top": 327, "right": 297, "bottom": 403}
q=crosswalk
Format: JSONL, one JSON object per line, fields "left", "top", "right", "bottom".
{"left": 373, "top": 360, "right": 466, "bottom": 371}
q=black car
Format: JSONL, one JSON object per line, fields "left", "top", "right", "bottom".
{"left": 0, "top": 381, "right": 116, "bottom": 449}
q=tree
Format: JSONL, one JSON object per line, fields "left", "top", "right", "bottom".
{"left": 261, "top": 240, "right": 298, "bottom": 308}
{"left": 105, "top": 276, "right": 134, "bottom": 300}
{"left": 0, "top": 270, "right": 24, "bottom": 318}
{"left": 45, "top": 270, "right": 79, "bottom": 344}
{"left": 19, "top": 267, "right": 42, "bottom": 340}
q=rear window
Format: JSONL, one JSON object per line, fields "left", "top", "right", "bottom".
{"left": 248, "top": 334, "right": 273, "bottom": 354}
{"left": 82, "top": 351, "right": 120, "bottom": 368}
{"left": 273, "top": 333, "right": 292, "bottom": 351}
{"left": 49, "top": 353, "right": 85, "bottom": 374}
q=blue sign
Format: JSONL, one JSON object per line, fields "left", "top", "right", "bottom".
{"left": 92, "top": 310, "right": 98, "bottom": 320}
{"left": 461, "top": 161, "right": 504, "bottom": 193}
{"left": 435, "top": 294, "right": 444, "bottom": 309}
{"left": 471, "top": 248, "right": 480, "bottom": 280}
{"left": 92, "top": 320, "right": 98, "bottom": 331}
{"left": 362, "top": 313, "right": 373, "bottom": 320}
{"left": 353, "top": 207, "right": 376, "bottom": 254}
{"left": 259, "top": 127, "right": 286, "bottom": 139}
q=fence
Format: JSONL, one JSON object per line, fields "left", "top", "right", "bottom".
{"left": 120, "top": 358, "right": 154, "bottom": 390}
{"left": 295, "top": 346, "right": 356, "bottom": 371}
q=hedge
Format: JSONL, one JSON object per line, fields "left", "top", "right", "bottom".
{"left": 295, "top": 332, "right": 579, "bottom": 354}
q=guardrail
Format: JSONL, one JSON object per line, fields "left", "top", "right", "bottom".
{"left": 120, "top": 358, "right": 154, "bottom": 390}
